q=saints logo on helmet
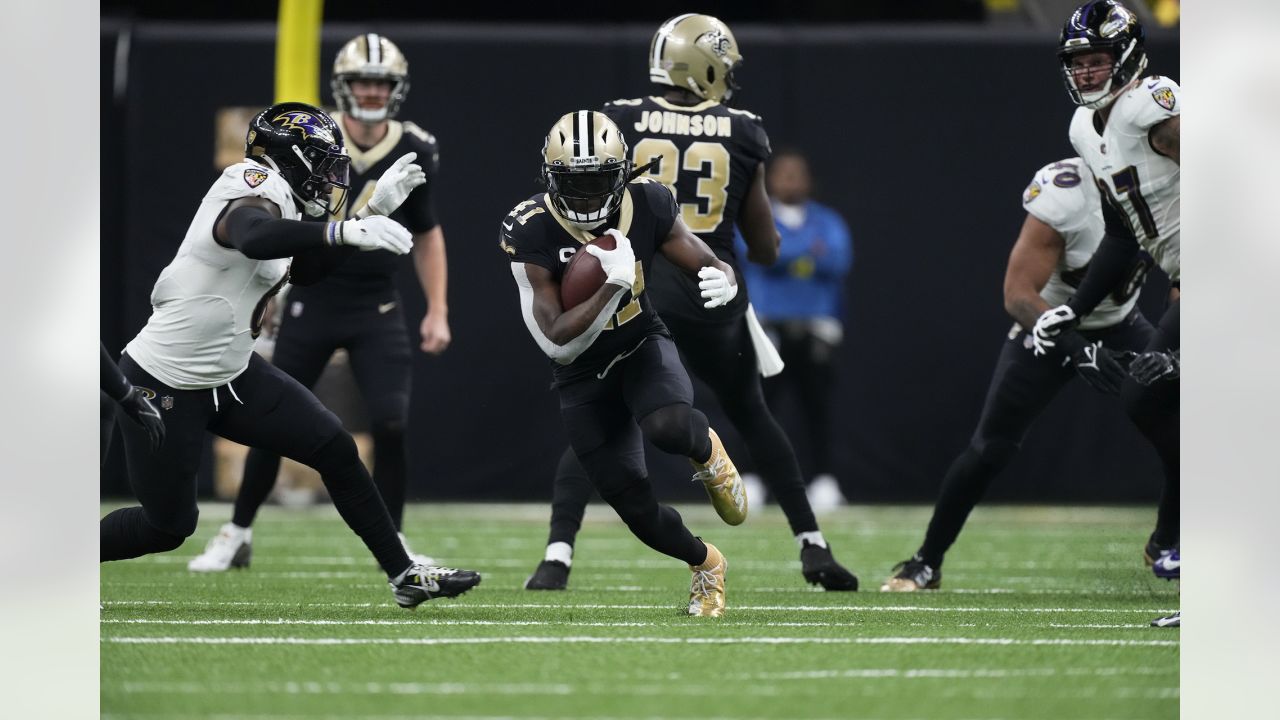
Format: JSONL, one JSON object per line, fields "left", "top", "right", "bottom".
{"left": 1057, "top": 0, "right": 1148, "bottom": 110}
{"left": 649, "top": 14, "right": 743, "bottom": 103}
{"left": 245, "top": 102, "right": 351, "bottom": 217}
{"left": 331, "top": 34, "right": 411, "bottom": 123}
{"left": 542, "top": 111, "right": 632, "bottom": 230}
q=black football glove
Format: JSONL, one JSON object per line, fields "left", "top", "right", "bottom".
{"left": 1130, "top": 349, "right": 1180, "bottom": 385}
{"left": 119, "top": 386, "right": 166, "bottom": 451}
{"left": 1058, "top": 332, "right": 1134, "bottom": 395}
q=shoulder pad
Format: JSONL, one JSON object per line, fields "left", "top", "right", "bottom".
{"left": 725, "top": 107, "right": 763, "bottom": 122}
{"left": 1112, "top": 76, "right": 1180, "bottom": 132}
{"left": 606, "top": 98, "right": 644, "bottom": 107}
{"left": 1022, "top": 159, "right": 1092, "bottom": 231}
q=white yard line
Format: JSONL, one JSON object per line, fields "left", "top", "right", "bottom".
{"left": 103, "top": 635, "right": 1179, "bottom": 647}
{"left": 100, "top": 600, "right": 1178, "bottom": 613}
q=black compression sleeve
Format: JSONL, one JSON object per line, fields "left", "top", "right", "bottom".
{"left": 100, "top": 343, "right": 132, "bottom": 401}
{"left": 1066, "top": 231, "right": 1141, "bottom": 317}
{"left": 222, "top": 205, "right": 329, "bottom": 260}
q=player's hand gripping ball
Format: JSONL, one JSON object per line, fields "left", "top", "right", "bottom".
{"left": 560, "top": 229, "right": 636, "bottom": 309}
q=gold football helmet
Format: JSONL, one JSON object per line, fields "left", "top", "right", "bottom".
{"left": 648, "top": 14, "right": 743, "bottom": 103}
{"left": 331, "top": 33, "right": 410, "bottom": 122}
{"left": 541, "top": 111, "right": 632, "bottom": 230}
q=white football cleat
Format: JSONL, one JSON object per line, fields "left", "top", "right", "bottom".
{"left": 187, "top": 522, "right": 252, "bottom": 572}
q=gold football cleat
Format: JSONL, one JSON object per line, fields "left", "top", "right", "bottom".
{"left": 688, "top": 542, "right": 727, "bottom": 617}
{"left": 879, "top": 556, "right": 941, "bottom": 592}
{"left": 690, "top": 428, "right": 748, "bottom": 525}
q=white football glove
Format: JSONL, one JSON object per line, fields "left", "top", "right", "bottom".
{"left": 1031, "top": 304, "right": 1078, "bottom": 356}
{"left": 698, "top": 265, "right": 738, "bottom": 308}
{"left": 584, "top": 228, "right": 637, "bottom": 291}
{"left": 333, "top": 216, "right": 413, "bottom": 255}
{"left": 357, "top": 152, "right": 427, "bottom": 218}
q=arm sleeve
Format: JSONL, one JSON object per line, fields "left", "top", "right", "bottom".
{"left": 220, "top": 204, "right": 326, "bottom": 260}
{"left": 1065, "top": 230, "right": 1141, "bottom": 317}
{"left": 288, "top": 245, "right": 357, "bottom": 286}
{"left": 100, "top": 343, "right": 132, "bottom": 401}
{"left": 510, "top": 263, "right": 624, "bottom": 365}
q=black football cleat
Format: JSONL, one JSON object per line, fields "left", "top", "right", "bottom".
{"left": 390, "top": 564, "right": 481, "bottom": 609}
{"left": 524, "top": 560, "right": 571, "bottom": 590}
{"left": 880, "top": 554, "right": 941, "bottom": 592}
{"left": 800, "top": 542, "right": 858, "bottom": 591}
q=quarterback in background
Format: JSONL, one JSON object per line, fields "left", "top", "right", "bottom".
{"left": 188, "top": 34, "right": 451, "bottom": 572}
{"left": 524, "top": 13, "right": 858, "bottom": 594}
{"left": 502, "top": 110, "right": 744, "bottom": 616}
{"left": 1032, "top": 1, "right": 1181, "bottom": 625}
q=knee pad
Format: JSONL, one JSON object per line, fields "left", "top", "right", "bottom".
{"left": 639, "top": 404, "right": 699, "bottom": 456}
{"left": 147, "top": 506, "right": 199, "bottom": 545}
{"left": 306, "top": 428, "right": 361, "bottom": 471}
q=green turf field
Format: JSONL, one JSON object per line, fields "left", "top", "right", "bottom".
{"left": 100, "top": 503, "right": 1178, "bottom": 719}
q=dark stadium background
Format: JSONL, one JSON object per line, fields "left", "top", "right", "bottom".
{"left": 99, "top": 3, "right": 1179, "bottom": 504}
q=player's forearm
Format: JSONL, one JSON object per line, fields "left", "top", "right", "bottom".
{"left": 1004, "top": 288, "right": 1051, "bottom": 331}
{"left": 412, "top": 227, "right": 448, "bottom": 316}
{"left": 543, "top": 283, "right": 627, "bottom": 347}
{"left": 743, "top": 226, "right": 781, "bottom": 266}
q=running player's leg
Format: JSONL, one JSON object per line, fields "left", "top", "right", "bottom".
{"left": 346, "top": 301, "right": 413, "bottom": 530}
{"left": 525, "top": 446, "right": 594, "bottom": 589}
{"left": 101, "top": 355, "right": 212, "bottom": 561}
{"left": 915, "top": 330, "right": 1076, "bottom": 570}
{"left": 1122, "top": 302, "right": 1179, "bottom": 555}
{"left": 230, "top": 307, "right": 334, "bottom": 529}
{"left": 210, "top": 355, "right": 410, "bottom": 577}
{"left": 665, "top": 314, "right": 814, "bottom": 534}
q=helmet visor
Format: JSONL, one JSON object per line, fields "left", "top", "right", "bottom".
{"left": 546, "top": 166, "right": 626, "bottom": 214}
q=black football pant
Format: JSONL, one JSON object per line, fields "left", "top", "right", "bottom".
{"left": 545, "top": 313, "right": 817, "bottom": 551}
{"left": 918, "top": 309, "right": 1157, "bottom": 567}
{"left": 231, "top": 291, "right": 412, "bottom": 530}
{"left": 761, "top": 319, "right": 840, "bottom": 478}
{"left": 555, "top": 335, "right": 710, "bottom": 566}
{"left": 100, "top": 353, "right": 411, "bottom": 577}
{"left": 1122, "top": 301, "right": 1179, "bottom": 549}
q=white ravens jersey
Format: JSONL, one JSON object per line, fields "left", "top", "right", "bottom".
{"left": 125, "top": 162, "right": 297, "bottom": 389}
{"left": 1021, "top": 158, "right": 1140, "bottom": 330}
{"left": 1068, "top": 75, "right": 1180, "bottom": 281}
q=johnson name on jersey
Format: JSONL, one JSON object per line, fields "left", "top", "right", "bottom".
{"left": 1068, "top": 75, "right": 1180, "bottom": 281}
{"left": 602, "top": 96, "right": 770, "bottom": 257}
{"left": 125, "top": 162, "right": 295, "bottom": 389}
{"left": 1021, "top": 158, "right": 1145, "bottom": 330}
{"left": 500, "top": 180, "right": 679, "bottom": 383}
{"left": 315, "top": 113, "right": 441, "bottom": 293}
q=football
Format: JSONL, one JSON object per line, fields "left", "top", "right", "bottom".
{"left": 559, "top": 234, "right": 615, "bottom": 310}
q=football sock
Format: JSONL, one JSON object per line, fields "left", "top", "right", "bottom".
{"left": 544, "top": 541, "right": 574, "bottom": 567}
{"left": 796, "top": 530, "right": 828, "bottom": 549}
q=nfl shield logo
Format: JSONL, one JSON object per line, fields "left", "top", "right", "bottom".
{"left": 161, "top": 396, "right": 174, "bottom": 411}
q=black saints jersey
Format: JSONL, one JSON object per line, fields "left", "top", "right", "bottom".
{"left": 602, "top": 95, "right": 771, "bottom": 322}
{"left": 300, "top": 113, "right": 441, "bottom": 295}
{"left": 500, "top": 180, "right": 679, "bottom": 384}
